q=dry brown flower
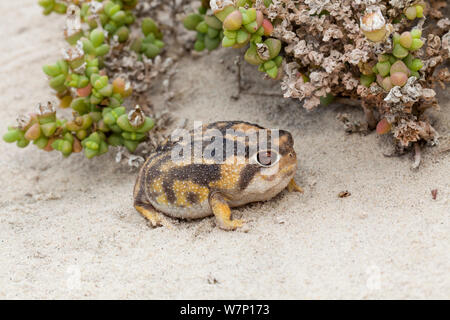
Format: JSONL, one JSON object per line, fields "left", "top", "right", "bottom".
{"left": 265, "top": 0, "right": 449, "bottom": 148}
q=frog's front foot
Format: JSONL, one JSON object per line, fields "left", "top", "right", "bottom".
{"left": 287, "top": 178, "right": 304, "bottom": 193}
{"left": 209, "top": 192, "right": 244, "bottom": 231}
{"left": 218, "top": 219, "right": 244, "bottom": 231}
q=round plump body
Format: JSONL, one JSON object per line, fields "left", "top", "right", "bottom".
{"left": 134, "top": 121, "right": 298, "bottom": 220}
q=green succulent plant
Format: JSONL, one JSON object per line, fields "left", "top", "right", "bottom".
{"left": 360, "top": 28, "right": 424, "bottom": 90}
{"left": 130, "top": 18, "right": 165, "bottom": 59}
{"left": 182, "top": 1, "right": 280, "bottom": 78}
{"left": 183, "top": 8, "right": 224, "bottom": 52}
{"left": 38, "top": 0, "right": 67, "bottom": 15}
{"left": 4, "top": 0, "right": 157, "bottom": 159}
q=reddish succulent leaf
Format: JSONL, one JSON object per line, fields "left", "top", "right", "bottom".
{"left": 262, "top": 19, "right": 273, "bottom": 36}
{"left": 376, "top": 118, "right": 391, "bottom": 134}
{"left": 77, "top": 84, "right": 92, "bottom": 97}
{"left": 43, "top": 137, "right": 56, "bottom": 152}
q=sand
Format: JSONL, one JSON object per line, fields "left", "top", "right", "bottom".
{"left": 0, "top": 0, "right": 449, "bottom": 299}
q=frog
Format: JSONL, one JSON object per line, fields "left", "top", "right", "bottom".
{"left": 133, "top": 121, "right": 303, "bottom": 230}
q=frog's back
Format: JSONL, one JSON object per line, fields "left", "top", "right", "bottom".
{"left": 135, "top": 121, "right": 266, "bottom": 219}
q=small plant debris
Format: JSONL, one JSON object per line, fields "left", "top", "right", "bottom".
{"left": 431, "top": 189, "right": 438, "bottom": 200}
{"left": 338, "top": 190, "right": 351, "bottom": 198}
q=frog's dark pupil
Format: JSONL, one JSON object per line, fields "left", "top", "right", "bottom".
{"left": 257, "top": 151, "right": 273, "bottom": 166}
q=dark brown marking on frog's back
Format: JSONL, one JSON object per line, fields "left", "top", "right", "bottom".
{"left": 162, "top": 164, "right": 222, "bottom": 204}
{"left": 201, "top": 137, "right": 250, "bottom": 162}
{"left": 186, "top": 192, "right": 199, "bottom": 205}
{"left": 170, "top": 164, "right": 221, "bottom": 186}
{"left": 162, "top": 179, "right": 176, "bottom": 204}
{"left": 144, "top": 154, "right": 170, "bottom": 182}
{"left": 155, "top": 121, "right": 266, "bottom": 162}
{"left": 238, "top": 164, "right": 261, "bottom": 190}
{"left": 141, "top": 154, "right": 171, "bottom": 202}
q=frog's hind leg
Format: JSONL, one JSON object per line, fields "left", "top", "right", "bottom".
{"left": 133, "top": 175, "right": 167, "bottom": 228}
{"left": 134, "top": 200, "right": 165, "bottom": 228}
{"left": 209, "top": 192, "right": 244, "bottom": 231}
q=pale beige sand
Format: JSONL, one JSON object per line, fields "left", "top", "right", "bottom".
{"left": 0, "top": 1, "right": 449, "bottom": 299}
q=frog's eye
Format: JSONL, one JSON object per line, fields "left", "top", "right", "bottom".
{"left": 256, "top": 150, "right": 279, "bottom": 167}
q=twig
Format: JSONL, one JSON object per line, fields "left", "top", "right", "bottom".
{"left": 241, "top": 91, "right": 284, "bottom": 97}
{"left": 361, "top": 101, "right": 377, "bottom": 130}
{"left": 231, "top": 56, "right": 242, "bottom": 100}
{"left": 333, "top": 97, "right": 362, "bottom": 107}
{"left": 169, "top": 0, "right": 181, "bottom": 47}
{"left": 232, "top": 55, "right": 284, "bottom": 99}
{"left": 411, "top": 143, "right": 421, "bottom": 169}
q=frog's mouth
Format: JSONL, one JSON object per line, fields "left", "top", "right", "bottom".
{"left": 259, "top": 161, "right": 297, "bottom": 183}
{"left": 279, "top": 153, "right": 298, "bottom": 174}
{"left": 282, "top": 166, "right": 296, "bottom": 178}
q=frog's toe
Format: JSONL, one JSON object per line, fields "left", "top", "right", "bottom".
{"left": 218, "top": 219, "right": 245, "bottom": 231}
{"left": 147, "top": 215, "right": 163, "bottom": 228}
{"left": 210, "top": 192, "right": 245, "bottom": 231}
{"left": 146, "top": 213, "right": 174, "bottom": 229}
{"left": 287, "top": 178, "right": 304, "bottom": 193}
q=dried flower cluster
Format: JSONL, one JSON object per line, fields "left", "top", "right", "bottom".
{"left": 263, "top": 0, "right": 449, "bottom": 148}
